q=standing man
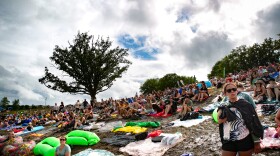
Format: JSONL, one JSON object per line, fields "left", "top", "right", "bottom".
{"left": 75, "top": 100, "right": 81, "bottom": 113}
{"left": 53, "top": 103, "right": 59, "bottom": 114}
{"left": 83, "top": 99, "right": 89, "bottom": 109}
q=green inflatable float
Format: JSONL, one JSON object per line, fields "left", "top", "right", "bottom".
{"left": 66, "top": 130, "right": 100, "bottom": 146}
{"left": 212, "top": 108, "right": 218, "bottom": 123}
{"left": 33, "top": 137, "right": 60, "bottom": 156}
{"left": 125, "top": 121, "right": 160, "bottom": 128}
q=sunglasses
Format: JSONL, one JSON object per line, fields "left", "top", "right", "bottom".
{"left": 60, "top": 139, "right": 66, "bottom": 141}
{"left": 226, "top": 88, "right": 237, "bottom": 93}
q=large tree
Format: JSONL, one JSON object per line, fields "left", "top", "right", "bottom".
{"left": 39, "top": 32, "right": 131, "bottom": 100}
{"left": 12, "top": 99, "right": 20, "bottom": 110}
{"left": 0, "top": 97, "right": 10, "bottom": 108}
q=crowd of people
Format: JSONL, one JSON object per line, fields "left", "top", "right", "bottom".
{"left": 0, "top": 63, "right": 280, "bottom": 156}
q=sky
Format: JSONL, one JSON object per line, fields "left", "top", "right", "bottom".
{"left": 0, "top": 0, "right": 280, "bottom": 106}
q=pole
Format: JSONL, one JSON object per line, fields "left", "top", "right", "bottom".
{"left": 45, "top": 97, "right": 47, "bottom": 106}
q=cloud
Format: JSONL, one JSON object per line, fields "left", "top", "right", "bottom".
{"left": 1, "top": 0, "right": 280, "bottom": 105}
{"left": 175, "top": 31, "right": 233, "bottom": 68}
{"left": 254, "top": 2, "right": 280, "bottom": 40}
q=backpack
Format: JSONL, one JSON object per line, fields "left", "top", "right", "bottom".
{"left": 180, "top": 112, "right": 199, "bottom": 121}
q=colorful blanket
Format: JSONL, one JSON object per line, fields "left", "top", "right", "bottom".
{"left": 261, "top": 127, "right": 280, "bottom": 149}
{"left": 120, "top": 136, "right": 183, "bottom": 156}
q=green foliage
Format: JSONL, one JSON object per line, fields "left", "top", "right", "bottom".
{"left": 158, "top": 73, "right": 180, "bottom": 90}
{"left": 12, "top": 99, "right": 20, "bottom": 110}
{"left": 208, "top": 35, "right": 280, "bottom": 78}
{"left": 140, "top": 73, "right": 197, "bottom": 94}
{"left": 0, "top": 97, "right": 10, "bottom": 108}
{"left": 31, "top": 105, "right": 36, "bottom": 109}
{"left": 24, "top": 105, "right": 30, "bottom": 109}
{"left": 39, "top": 32, "right": 131, "bottom": 100}
{"left": 140, "top": 78, "right": 159, "bottom": 94}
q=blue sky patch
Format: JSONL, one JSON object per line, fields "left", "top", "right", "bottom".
{"left": 118, "top": 34, "right": 159, "bottom": 60}
{"left": 176, "top": 9, "right": 190, "bottom": 23}
{"left": 190, "top": 25, "right": 198, "bottom": 33}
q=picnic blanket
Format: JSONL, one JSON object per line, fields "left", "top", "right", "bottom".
{"left": 98, "top": 121, "right": 122, "bottom": 132}
{"left": 102, "top": 134, "right": 136, "bottom": 147}
{"left": 73, "top": 148, "right": 115, "bottom": 156}
{"left": 120, "top": 134, "right": 183, "bottom": 156}
{"left": 199, "top": 102, "right": 221, "bottom": 112}
{"left": 261, "top": 127, "right": 280, "bottom": 149}
{"left": 170, "top": 116, "right": 211, "bottom": 128}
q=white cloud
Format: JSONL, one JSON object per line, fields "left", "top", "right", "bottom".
{"left": 0, "top": 0, "right": 280, "bottom": 105}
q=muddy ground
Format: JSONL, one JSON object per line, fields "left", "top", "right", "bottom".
{"left": 25, "top": 89, "right": 280, "bottom": 156}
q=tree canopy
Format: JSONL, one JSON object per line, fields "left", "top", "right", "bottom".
{"left": 208, "top": 35, "right": 280, "bottom": 78}
{"left": 0, "top": 97, "right": 10, "bottom": 107}
{"left": 39, "top": 32, "right": 131, "bottom": 100}
{"left": 140, "top": 73, "right": 197, "bottom": 94}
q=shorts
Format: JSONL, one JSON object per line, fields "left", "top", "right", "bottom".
{"left": 222, "top": 135, "right": 254, "bottom": 152}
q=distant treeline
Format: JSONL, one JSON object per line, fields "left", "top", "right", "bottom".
{"left": 140, "top": 73, "right": 197, "bottom": 94}
{"left": 0, "top": 97, "right": 49, "bottom": 111}
{"left": 208, "top": 34, "right": 280, "bottom": 78}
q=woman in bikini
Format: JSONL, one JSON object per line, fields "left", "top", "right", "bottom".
{"left": 253, "top": 79, "right": 266, "bottom": 103}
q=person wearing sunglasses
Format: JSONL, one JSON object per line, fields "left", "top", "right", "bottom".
{"left": 217, "top": 83, "right": 263, "bottom": 156}
{"left": 55, "top": 136, "right": 71, "bottom": 156}
{"left": 221, "top": 83, "right": 256, "bottom": 109}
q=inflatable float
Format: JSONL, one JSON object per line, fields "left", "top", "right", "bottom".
{"left": 66, "top": 130, "right": 100, "bottom": 146}
{"left": 125, "top": 121, "right": 160, "bottom": 128}
{"left": 33, "top": 137, "right": 60, "bottom": 156}
{"left": 16, "top": 126, "right": 44, "bottom": 136}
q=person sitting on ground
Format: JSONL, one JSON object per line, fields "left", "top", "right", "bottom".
{"left": 275, "top": 108, "right": 280, "bottom": 135}
{"left": 186, "top": 85, "right": 195, "bottom": 98}
{"left": 266, "top": 78, "right": 280, "bottom": 102}
{"left": 172, "top": 89, "right": 181, "bottom": 105}
{"left": 84, "top": 106, "right": 93, "bottom": 120}
{"left": 178, "top": 97, "right": 193, "bottom": 119}
{"left": 55, "top": 136, "right": 71, "bottom": 156}
{"left": 26, "top": 122, "right": 33, "bottom": 131}
{"left": 117, "top": 102, "right": 135, "bottom": 118}
{"left": 162, "top": 96, "right": 177, "bottom": 116}
{"left": 152, "top": 99, "right": 165, "bottom": 113}
{"left": 144, "top": 95, "right": 154, "bottom": 114}
{"left": 97, "top": 105, "right": 114, "bottom": 120}
{"left": 261, "top": 69, "right": 273, "bottom": 85}
{"left": 225, "top": 73, "right": 233, "bottom": 83}
{"left": 131, "top": 101, "right": 146, "bottom": 114}
{"left": 191, "top": 85, "right": 200, "bottom": 101}
{"left": 0, "top": 120, "right": 9, "bottom": 128}
{"left": 253, "top": 79, "right": 266, "bottom": 103}
{"left": 198, "top": 81, "right": 209, "bottom": 102}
